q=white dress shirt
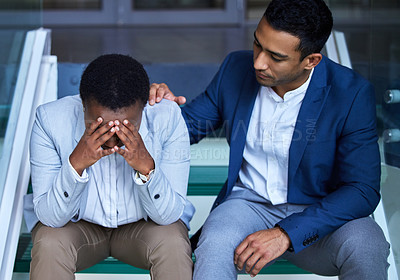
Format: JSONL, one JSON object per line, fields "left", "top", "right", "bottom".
{"left": 235, "top": 69, "right": 314, "bottom": 204}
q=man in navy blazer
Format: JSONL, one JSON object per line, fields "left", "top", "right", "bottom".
{"left": 150, "top": 0, "right": 389, "bottom": 279}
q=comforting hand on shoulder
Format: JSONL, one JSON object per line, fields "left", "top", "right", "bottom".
{"left": 149, "top": 83, "right": 186, "bottom": 106}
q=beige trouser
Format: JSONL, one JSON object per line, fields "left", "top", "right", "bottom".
{"left": 30, "top": 219, "right": 193, "bottom": 280}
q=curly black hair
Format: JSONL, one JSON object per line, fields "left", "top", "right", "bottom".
{"left": 264, "top": 0, "right": 333, "bottom": 61}
{"left": 80, "top": 54, "right": 149, "bottom": 110}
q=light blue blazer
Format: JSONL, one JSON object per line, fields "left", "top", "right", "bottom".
{"left": 24, "top": 95, "right": 194, "bottom": 231}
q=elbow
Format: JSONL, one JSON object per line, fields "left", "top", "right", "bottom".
{"left": 369, "top": 189, "right": 381, "bottom": 213}
{"left": 38, "top": 217, "right": 69, "bottom": 228}
{"left": 35, "top": 208, "right": 70, "bottom": 228}
{"left": 151, "top": 217, "right": 179, "bottom": 226}
{"left": 148, "top": 205, "right": 184, "bottom": 226}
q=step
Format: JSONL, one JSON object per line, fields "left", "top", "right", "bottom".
{"left": 14, "top": 234, "right": 310, "bottom": 275}
{"left": 15, "top": 142, "right": 310, "bottom": 275}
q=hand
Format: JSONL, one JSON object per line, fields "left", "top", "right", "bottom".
{"left": 234, "top": 228, "right": 290, "bottom": 277}
{"left": 114, "top": 119, "right": 155, "bottom": 175}
{"left": 69, "top": 117, "right": 116, "bottom": 175}
{"left": 149, "top": 83, "right": 186, "bottom": 106}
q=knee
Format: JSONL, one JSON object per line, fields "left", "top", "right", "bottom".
{"left": 335, "top": 218, "right": 389, "bottom": 260}
{"left": 32, "top": 225, "right": 75, "bottom": 260}
{"left": 151, "top": 222, "right": 192, "bottom": 260}
{"left": 196, "top": 223, "right": 241, "bottom": 255}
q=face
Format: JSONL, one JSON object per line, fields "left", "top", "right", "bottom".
{"left": 84, "top": 100, "right": 143, "bottom": 150}
{"left": 253, "top": 17, "right": 319, "bottom": 97}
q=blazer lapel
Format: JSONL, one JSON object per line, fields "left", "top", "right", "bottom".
{"left": 227, "top": 71, "right": 259, "bottom": 190}
{"left": 288, "top": 59, "right": 331, "bottom": 183}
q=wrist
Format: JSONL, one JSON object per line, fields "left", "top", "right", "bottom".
{"left": 137, "top": 168, "right": 155, "bottom": 183}
{"left": 69, "top": 154, "right": 85, "bottom": 176}
{"left": 275, "top": 225, "right": 294, "bottom": 252}
{"left": 137, "top": 159, "right": 155, "bottom": 175}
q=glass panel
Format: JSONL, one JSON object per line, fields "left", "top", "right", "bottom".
{"left": 0, "top": 0, "right": 42, "bottom": 27}
{"left": 133, "top": 0, "right": 225, "bottom": 10}
{"left": 372, "top": 1, "right": 400, "bottom": 277}
{"left": 381, "top": 164, "right": 400, "bottom": 276}
{"left": 0, "top": 0, "right": 41, "bottom": 10}
{"left": 0, "top": 1, "right": 41, "bottom": 207}
{"left": 43, "top": 0, "right": 101, "bottom": 10}
{"left": 246, "top": 0, "right": 270, "bottom": 21}
{"left": 324, "top": 0, "right": 400, "bottom": 278}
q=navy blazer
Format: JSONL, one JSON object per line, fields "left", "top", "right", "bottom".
{"left": 182, "top": 51, "right": 381, "bottom": 253}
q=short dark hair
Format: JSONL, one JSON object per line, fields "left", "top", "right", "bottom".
{"left": 264, "top": 0, "right": 333, "bottom": 61}
{"left": 80, "top": 54, "right": 149, "bottom": 110}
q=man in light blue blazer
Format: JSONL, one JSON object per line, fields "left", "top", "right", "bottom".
{"left": 149, "top": 0, "right": 390, "bottom": 279}
{"left": 24, "top": 54, "right": 194, "bottom": 280}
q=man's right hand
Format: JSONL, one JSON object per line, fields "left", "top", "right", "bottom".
{"left": 69, "top": 117, "right": 116, "bottom": 176}
{"left": 149, "top": 83, "right": 187, "bottom": 106}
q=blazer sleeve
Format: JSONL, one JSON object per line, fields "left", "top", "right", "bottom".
{"left": 277, "top": 81, "right": 381, "bottom": 253}
{"left": 134, "top": 101, "right": 192, "bottom": 226}
{"left": 30, "top": 105, "right": 88, "bottom": 228}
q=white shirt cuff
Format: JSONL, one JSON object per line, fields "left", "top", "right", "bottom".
{"left": 134, "top": 170, "right": 154, "bottom": 185}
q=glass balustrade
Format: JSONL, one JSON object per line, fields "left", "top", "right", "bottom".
{"left": 0, "top": 2, "right": 44, "bottom": 280}
{"left": 0, "top": 5, "right": 41, "bottom": 206}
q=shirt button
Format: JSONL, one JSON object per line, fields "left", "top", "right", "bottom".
{"left": 64, "top": 191, "right": 69, "bottom": 198}
{"left": 154, "top": 194, "right": 160, "bottom": 199}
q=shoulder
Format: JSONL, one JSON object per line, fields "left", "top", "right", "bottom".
{"left": 37, "top": 95, "right": 82, "bottom": 118}
{"left": 318, "top": 56, "right": 371, "bottom": 90}
{"left": 226, "top": 50, "right": 253, "bottom": 61}
{"left": 35, "top": 95, "right": 82, "bottom": 134}
{"left": 143, "top": 99, "right": 183, "bottom": 126}
{"left": 222, "top": 50, "right": 253, "bottom": 69}
{"left": 211, "top": 50, "right": 255, "bottom": 87}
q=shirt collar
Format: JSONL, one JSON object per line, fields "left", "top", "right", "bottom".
{"left": 265, "top": 68, "right": 314, "bottom": 103}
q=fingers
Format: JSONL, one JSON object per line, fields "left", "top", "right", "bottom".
{"left": 149, "top": 83, "right": 184, "bottom": 105}
{"left": 234, "top": 239, "right": 248, "bottom": 266}
{"left": 176, "top": 95, "right": 187, "bottom": 105}
{"left": 149, "top": 83, "right": 159, "bottom": 105}
{"left": 95, "top": 125, "right": 117, "bottom": 147}
{"left": 114, "top": 145, "right": 126, "bottom": 158}
{"left": 246, "top": 257, "right": 268, "bottom": 277}
{"left": 115, "top": 126, "right": 132, "bottom": 149}
{"left": 235, "top": 229, "right": 288, "bottom": 277}
{"left": 121, "top": 119, "right": 138, "bottom": 135}
{"left": 234, "top": 241, "right": 264, "bottom": 277}
{"left": 85, "top": 117, "right": 103, "bottom": 135}
{"left": 234, "top": 240, "right": 252, "bottom": 271}
{"left": 240, "top": 250, "right": 265, "bottom": 276}
{"left": 114, "top": 119, "right": 133, "bottom": 141}
{"left": 149, "top": 83, "right": 170, "bottom": 105}
{"left": 99, "top": 146, "right": 116, "bottom": 157}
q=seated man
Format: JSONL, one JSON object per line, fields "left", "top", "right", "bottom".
{"left": 24, "top": 54, "right": 194, "bottom": 280}
{"left": 149, "top": 0, "right": 390, "bottom": 279}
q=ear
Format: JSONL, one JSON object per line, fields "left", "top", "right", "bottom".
{"left": 303, "top": 53, "right": 322, "bottom": 70}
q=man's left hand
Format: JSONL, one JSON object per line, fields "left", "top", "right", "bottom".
{"left": 234, "top": 227, "right": 291, "bottom": 277}
{"left": 114, "top": 119, "right": 155, "bottom": 175}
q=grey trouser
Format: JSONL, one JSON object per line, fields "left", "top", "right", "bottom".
{"left": 194, "top": 188, "right": 390, "bottom": 280}
{"left": 30, "top": 219, "right": 193, "bottom": 280}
